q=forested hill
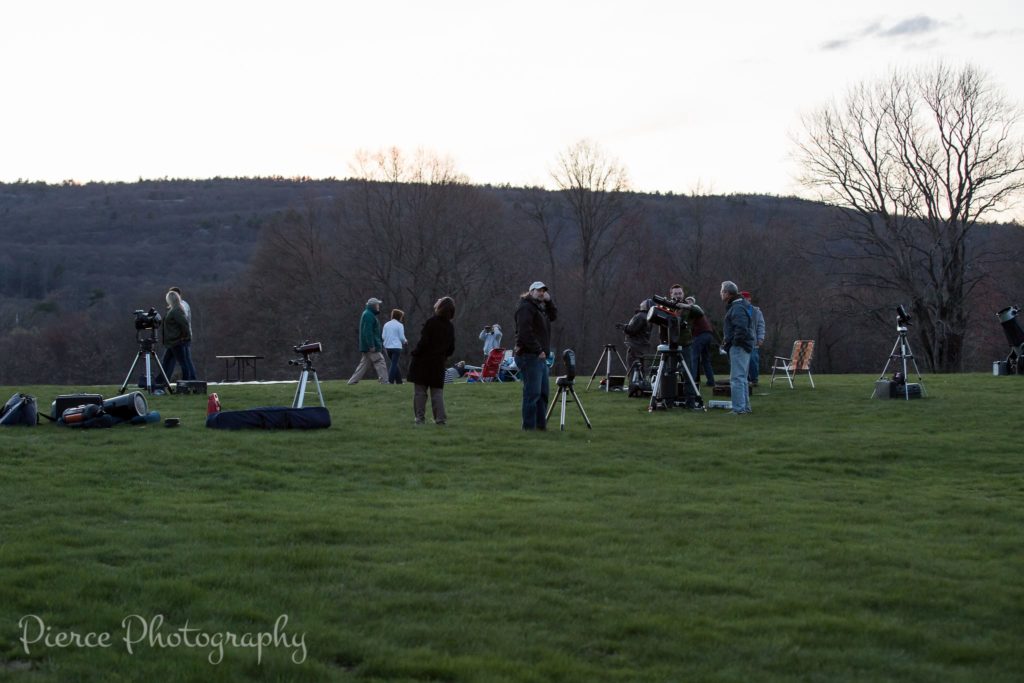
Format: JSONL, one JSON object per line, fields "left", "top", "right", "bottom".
{"left": 0, "top": 178, "right": 340, "bottom": 303}
{"left": 0, "top": 178, "right": 1020, "bottom": 384}
{"left": 0, "top": 176, "right": 831, "bottom": 310}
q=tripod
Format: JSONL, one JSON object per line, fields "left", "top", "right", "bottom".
{"left": 546, "top": 376, "right": 592, "bottom": 431}
{"left": 586, "top": 343, "right": 629, "bottom": 391}
{"left": 876, "top": 322, "right": 926, "bottom": 400}
{"left": 648, "top": 344, "right": 704, "bottom": 412}
{"left": 290, "top": 354, "right": 325, "bottom": 408}
{"left": 120, "top": 331, "right": 173, "bottom": 394}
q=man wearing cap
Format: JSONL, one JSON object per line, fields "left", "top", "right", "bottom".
{"left": 514, "top": 281, "right": 558, "bottom": 430}
{"left": 347, "top": 297, "right": 388, "bottom": 384}
{"left": 741, "top": 291, "right": 766, "bottom": 386}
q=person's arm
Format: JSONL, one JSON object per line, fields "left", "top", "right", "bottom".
{"left": 756, "top": 309, "right": 766, "bottom": 345}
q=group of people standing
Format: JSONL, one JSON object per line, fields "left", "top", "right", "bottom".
{"left": 343, "top": 282, "right": 557, "bottom": 429}
{"left": 345, "top": 277, "right": 762, "bottom": 426}
{"left": 621, "top": 281, "right": 766, "bottom": 415}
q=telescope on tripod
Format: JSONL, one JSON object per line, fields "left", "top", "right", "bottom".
{"left": 119, "top": 308, "right": 172, "bottom": 394}
{"left": 995, "top": 305, "right": 1024, "bottom": 375}
{"left": 874, "top": 305, "right": 926, "bottom": 400}
{"left": 290, "top": 341, "right": 325, "bottom": 408}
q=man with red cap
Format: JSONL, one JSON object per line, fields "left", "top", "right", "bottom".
{"left": 741, "top": 291, "right": 766, "bottom": 386}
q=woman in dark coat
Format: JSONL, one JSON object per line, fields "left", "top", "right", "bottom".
{"left": 407, "top": 297, "right": 456, "bottom": 425}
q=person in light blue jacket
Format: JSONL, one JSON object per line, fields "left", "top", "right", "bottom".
{"left": 720, "top": 281, "right": 756, "bottom": 415}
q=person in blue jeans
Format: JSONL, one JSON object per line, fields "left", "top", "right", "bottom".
{"left": 382, "top": 308, "right": 408, "bottom": 384}
{"left": 514, "top": 281, "right": 558, "bottom": 430}
{"left": 741, "top": 290, "right": 766, "bottom": 386}
{"left": 720, "top": 280, "right": 755, "bottom": 414}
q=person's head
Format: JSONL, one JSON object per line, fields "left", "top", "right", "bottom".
{"left": 528, "top": 281, "right": 549, "bottom": 301}
{"left": 366, "top": 297, "right": 382, "bottom": 312}
{"left": 740, "top": 290, "right": 752, "bottom": 302}
{"left": 669, "top": 284, "right": 685, "bottom": 301}
{"left": 169, "top": 286, "right": 183, "bottom": 297}
{"left": 390, "top": 308, "right": 404, "bottom": 321}
{"left": 493, "top": 323, "right": 501, "bottom": 332}
{"left": 434, "top": 296, "right": 456, "bottom": 320}
{"left": 720, "top": 281, "right": 739, "bottom": 302}
{"left": 166, "top": 290, "right": 183, "bottom": 310}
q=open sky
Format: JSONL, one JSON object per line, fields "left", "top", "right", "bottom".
{"left": 1, "top": 0, "right": 1021, "bottom": 203}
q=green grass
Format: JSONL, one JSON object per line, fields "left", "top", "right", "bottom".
{"left": 0, "top": 375, "right": 1021, "bottom": 682}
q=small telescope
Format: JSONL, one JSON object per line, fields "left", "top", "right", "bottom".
{"left": 896, "top": 304, "right": 912, "bottom": 327}
{"left": 294, "top": 341, "right": 322, "bottom": 355}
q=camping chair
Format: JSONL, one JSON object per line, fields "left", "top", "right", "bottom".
{"left": 500, "top": 349, "right": 520, "bottom": 381}
{"left": 466, "top": 348, "right": 506, "bottom": 382}
{"left": 770, "top": 340, "right": 816, "bottom": 389}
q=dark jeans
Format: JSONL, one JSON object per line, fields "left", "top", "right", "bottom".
{"left": 386, "top": 348, "right": 403, "bottom": 384}
{"left": 161, "top": 343, "right": 196, "bottom": 383}
{"left": 516, "top": 353, "right": 549, "bottom": 430}
{"left": 691, "top": 331, "right": 716, "bottom": 386}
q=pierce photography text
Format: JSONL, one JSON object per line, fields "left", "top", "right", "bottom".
{"left": 16, "top": 614, "right": 307, "bottom": 665}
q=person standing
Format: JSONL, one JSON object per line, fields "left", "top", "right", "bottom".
{"left": 514, "top": 281, "right": 558, "bottom": 430}
{"left": 622, "top": 300, "right": 651, "bottom": 374}
{"left": 348, "top": 297, "right": 388, "bottom": 384}
{"left": 382, "top": 308, "right": 408, "bottom": 384}
{"left": 479, "top": 323, "right": 503, "bottom": 356}
{"left": 168, "top": 286, "right": 197, "bottom": 382}
{"left": 720, "top": 280, "right": 756, "bottom": 415}
{"left": 161, "top": 290, "right": 196, "bottom": 382}
{"left": 741, "top": 291, "right": 766, "bottom": 386}
{"left": 689, "top": 297, "right": 717, "bottom": 388}
{"left": 667, "top": 284, "right": 705, "bottom": 405}
{"left": 408, "top": 297, "right": 456, "bottom": 425}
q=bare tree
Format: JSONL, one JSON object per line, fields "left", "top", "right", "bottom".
{"left": 795, "top": 63, "right": 1024, "bottom": 371}
{"left": 550, "top": 139, "right": 633, "bottom": 361}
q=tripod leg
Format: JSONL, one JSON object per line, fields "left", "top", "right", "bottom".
{"left": 568, "top": 386, "right": 593, "bottom": 429}
{"left": 152, "top": 352, "right": 173, "bottom": 392}
{"left": 545, "top": 387, "right": 559, "bottom": 423}
{"left": 603, "top": 348, "right": 612, "bottom": 392}
{"left": 293, "top": 370, "right": 308, "bottom": 408}
{"left": 120, "top": 352, "right": 143, "bottom": 394}
{"left": 878, "top": 337, "right": 902, "bottom": 380}
{"left": 586, "top": 349, "right": 607, "bottom": 391}
{"left": 612, "top": 346, "right": 630, "bottom": 373}
{"left": 679, "top": 357, "right": 704, "bottom": 409}
{"left": 561, "top": 387, "right": 568, "bottom": 430}
{"left": 649, "top": 354, "right": 666, "bottom": 411}
{"left": 311, "top": 370, "right": 326, "bottom": 408}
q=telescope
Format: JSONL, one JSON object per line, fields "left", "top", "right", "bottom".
{"left": 294, "top": 341, "right": 322, "bottom": 355}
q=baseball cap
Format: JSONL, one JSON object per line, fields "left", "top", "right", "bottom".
{"left": 529, "top": 281, "right": 548, "bottom": 291}
{"left": 366, "top": 297, "right": 383, "bottom": 305}
{"left": 740, "top": 291, "right": 752, "bottom": 300}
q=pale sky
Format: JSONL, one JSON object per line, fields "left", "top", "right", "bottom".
{"left": 1, "top": 0, "right": 1022, "bottom": 203}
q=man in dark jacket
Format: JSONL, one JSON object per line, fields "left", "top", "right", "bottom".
{"left": 720, "top": 280, "right": 756, "bottom": 414}
{"left": 514, "top": 281, "right": 558, "bottom": 430}
{"left": 622, "top": 300, "right": 651, "bottom": 374}
{"left": 347, "top": 297, "right": 388, "bottom": 384}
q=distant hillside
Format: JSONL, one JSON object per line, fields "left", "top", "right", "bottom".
{"left": 0, "top": 178, "right": 1020, "bottom": 384}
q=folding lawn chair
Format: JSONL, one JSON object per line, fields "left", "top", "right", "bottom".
{"left": 770, "top": 340, "right": 816, "bottom": 388}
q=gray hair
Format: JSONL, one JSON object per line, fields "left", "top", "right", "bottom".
{"left": 165, "top": 290, "right": 183, "bottom": 309}
{"left": 720, "top": 281, "right": 739, "bottom": 295}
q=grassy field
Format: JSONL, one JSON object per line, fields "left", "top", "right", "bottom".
{"left": 0, "top": 374, "right": 1021, "bottom": 682}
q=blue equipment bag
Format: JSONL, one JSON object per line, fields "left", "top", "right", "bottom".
{"left": 0, "top": 393, "right": 39, "bottom": 426}
{"left": 205, "top": 406, "right": 331, "bottom": 430}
